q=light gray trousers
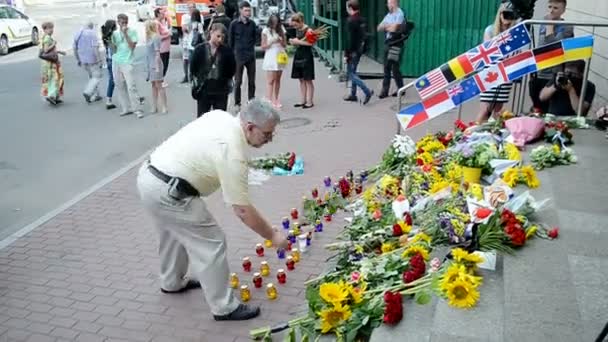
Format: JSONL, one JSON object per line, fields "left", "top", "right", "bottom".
{"left": 83, "top": 62, "right": 102, "bottom": 97}
{"left": 136, "top": 163, "right": 239, "bottom": 316}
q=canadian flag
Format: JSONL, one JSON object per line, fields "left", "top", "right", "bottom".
{"left": 473, "top": 64, "right": 508, "bottom": 92}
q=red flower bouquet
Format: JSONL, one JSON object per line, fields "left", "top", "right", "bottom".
{"left": 383, "top": 291, "right": 403, "bottom": 325}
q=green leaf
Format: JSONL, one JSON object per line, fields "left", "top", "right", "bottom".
{"left": 415, "top": 290, "right": 432, "bottom": 305}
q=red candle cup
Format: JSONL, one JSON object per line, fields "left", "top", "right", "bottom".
{"left": 290, "top": 208, "right": 299, "bottom": 220}
{"left": 286, "top": 256, "right": 295, "bottom": 271}
{"left": 255, "top": 243, "right": 264, "bottom": 257}
{"left": 277, "top": 269, "right": 287, "bottom": 284}
{"left": 242, "top": 257, "right": 252, "bottom": 272}
{"left": 253, "top": 272, "right": 263, "bottom": 288}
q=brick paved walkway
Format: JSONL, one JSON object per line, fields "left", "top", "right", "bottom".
{"left": 1, "top": 59, "right": 465, "bottom": 342}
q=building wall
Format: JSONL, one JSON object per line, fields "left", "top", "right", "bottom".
{"left": 565, "top": 0, "right": 608, "bottom": 111}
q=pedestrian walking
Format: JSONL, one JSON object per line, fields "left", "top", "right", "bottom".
{"left": 208, "top": 4, "right": 232, "bottom": 32}
{"left": 101, "top": 19, "right": 117, "bottom": 109}
{"left": 475, "top": 2, "right": 516, "bottom": 123}
{"left": 145, "top": 20, "right": 168, "bottom": 114}
{"left": 228, "top": 1, "right": 257, "bottom": 111}
{"left": 154, "top": 8, "right": 172, "bottom": 88}
{"left": 377, "top": 0, "right": 406, "bottom": 99}
{"left": 343, "top": 0, "right": 373, "bottom": 105}
{"left": 111, "top": 13, "right": 144, "bottom": 118}
{"left": 191, "top": 23, "right": 236, "bottom": 116}
{"left": 261, "top": 14, "right": 286, "bottom": 109}
{"left": 39, "top": 21, "right": 66, "bottom": 106}
{"left": 74, "top": 20, "right": 104, "bottom": 104}
{"left": 136, "top": 98, "right": 288, "bottom": 321}
{"left": 289, "top": 12, "right": 315, "bottom": 109}
{"left": 180, "top": 3, "right": 196, "bottom": 83}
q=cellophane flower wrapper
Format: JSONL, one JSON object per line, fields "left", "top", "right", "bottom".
{"left": 504, "top": 191, "right": 550, "bottom": 216}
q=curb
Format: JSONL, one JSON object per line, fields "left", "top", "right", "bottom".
{"left": 0, "top": 150, "right": 152, "bottom": 251}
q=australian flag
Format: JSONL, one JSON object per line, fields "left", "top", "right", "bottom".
{"left": 450, "top": 77, "right": 481, "bottom": 106}
{"left": 494, "top": 23, "right": 531, "bottom": 56}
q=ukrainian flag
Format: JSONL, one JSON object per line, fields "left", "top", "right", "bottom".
{"left": 563, "top": 35, "right": 594, "bottom": 62}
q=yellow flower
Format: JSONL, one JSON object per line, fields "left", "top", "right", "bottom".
{"left": 501, "top": 110, "right": 514, "bottom": 120}
{"left": 411, "top": 232, "right": 432, "bottom": 244}
{"left": 440, "top": 264, "right": 483, "bottom": 289}
{"left": 445, "top": 163, "right": 463, "bottom": 183}
{"left": 354, "top": 245, "right": 364, "bottom": 254}
{"left": 423, "top": 140, "right": 446, "bottom": 153}
{"left": 451, "top": 248, "right": 484, "bottom": 265}
{"left": 430, "top": 180, "right": 450, "bottom": 194}
{"left": 381, "top": 242, "right": 395, "bottom": 254}
{"left": 451, "top": 219, "right": 465, "bottom": 236}
{"left": 504, "top": 143, "right": 522, "bottom": 161}
{"left": 468, "top": 183, "right": 484, "bottom": 200}
{"left": 417, "top": 152, "right": 434, "bottom": 165}
{"left": 318, "top": 303, "right": 352, "bottom": 333}
{"left": 448, "top": 207, "right": 469, "bottom": 222}
{"left": 349, "top": 282, "right": 366, "bottom": 304}
{"left": 520, "top": 165, "right": 540, "bottom": 189}
{"left": 445, "top": 278, "right": 480, "bottom": 309}
{"left": 526, "top": 225, "right": 538, "bottom": 239}
{"left": 319, "top": 282, "right": 348, "bottom": 304}
{"left": 552, "top": 144, "right": 561, "bottom": 154}
{"left": 396, "top": 220, "right": 412, "bottom": 234}
{"left": 402, "top": 244, "right": 430, "bottom": 261}
{"left": 502, "top": 167, "right": 519, "bottom": 187}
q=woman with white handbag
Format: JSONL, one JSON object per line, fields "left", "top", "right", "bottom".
{"left": 261, "top": 14, "right": 287, "bottom": 109}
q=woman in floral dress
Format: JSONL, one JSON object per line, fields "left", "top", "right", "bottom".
{"left": 40, "top": 22, "right": 66, "bottom": 105}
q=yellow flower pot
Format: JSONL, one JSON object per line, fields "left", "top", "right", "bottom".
{"left": 462, "top": 166, "right": 482, "bottom": 184}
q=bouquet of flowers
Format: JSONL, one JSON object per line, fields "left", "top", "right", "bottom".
{"left": 529, "top": 145, "right": 577, "bottom": 170}
{"left": 249, "top": 152, "right": 296, "bottom": 171}
{"left": 501, "top": 165, "right": 540, "bottom": 188}
{"left": 369, "top": 135, "right": 416, "bottom": 179}
{"left": 450, "top": 141, "right": 498, "bottom": 175}
{"left": 304, "top": 25, "right": 330, "bottom": 44}
{"left": 545, "top": 120, "right": 574, "bottom": 145}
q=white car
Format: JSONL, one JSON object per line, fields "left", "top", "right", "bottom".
{"left": 136, "top": 0, "right": 167, "bottom": 22}
{"left": 0, "top": 5, "right": 39, "bottom": 55}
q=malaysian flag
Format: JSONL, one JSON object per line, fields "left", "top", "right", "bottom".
{"left": 415, "top": 68, "right": 449, "bottom": 99}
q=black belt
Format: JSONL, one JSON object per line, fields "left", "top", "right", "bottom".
{"left": 147, "top": 163, "right": 200, "bottom": 197}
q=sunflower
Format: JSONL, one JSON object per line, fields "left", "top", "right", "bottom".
{"left": 429, "top": 180, "right": 450, "bottom": 194}
{"left": 451, "top": 248, "right": 484, "bottom": 265}
{"left": 504, "top": 143, "right": 522, "bottom": 161}
{"left": 502, "top": 167, "right": 519, "bottom": 187}
{"left": 402, "top": 244, "right": 430, "bottom": 261}
{"left": 318, "top": 303, "right": 353, "bottom": 333}
{"left": 410, "top": 232, "right": 432, "bottom": 244}
{"left": 468, "top": 183, "right": 484, "bottom": 200}
{"left": 445, "top": 279, "right": 480, "bottom": 309}
{"left": 417, "top": 152, "right": 434, "bottom": 165}
{"left": 520, "top": 165, "right": 540, "bottom": 188}
{"left": 440, "top": 264, "right": 483, "bottom": 289}
{"left": 381, "top": 242, "right": 395, "bottom": 254}
{"left": 319, "top": 282, "right": 349, "bottom": 304}
{"left": 395, "top": 220, "right": 412, "bottom": 235}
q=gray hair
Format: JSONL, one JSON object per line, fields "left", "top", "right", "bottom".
{"left": 85, "top": 20, "right": 95, "bottom": 29}
{"left": 239, "top": 98, "right": 280, "bottom": 126}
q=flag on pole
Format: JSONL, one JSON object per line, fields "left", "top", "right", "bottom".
{"left": 450, "top": 77, "right": 481, "bottom": 106}
{"left": 493, "top": 23, "right": 531, "bottom": 56}
{"left": 422, "top": 91, "right": 456, "bottom": 118}
{"left": 415, "top": 68, "right": 449, "bottom": 99}
{"left": 562, "top": 35, "right": 594, "bottom": 62}
{"left": 502, "top": 50, "right": 538, "bottom": 81}
{"left": 534, "top": 41, "right": 565, "bottom": 70}
{"left": 397, "top": 103, "right": 428, "bottom": 130}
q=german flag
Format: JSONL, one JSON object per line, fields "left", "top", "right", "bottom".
{"left": 534, "top": 41, "right": 565, "bottom": 71}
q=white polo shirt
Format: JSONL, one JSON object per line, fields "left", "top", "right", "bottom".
{"left": 149, "top": 110, "right": 250, "bottom": 206}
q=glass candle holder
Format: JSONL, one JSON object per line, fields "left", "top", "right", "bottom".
{"left": 315, "top": 219, "right": 323, "bottom": 232}
{"left": 264, "top": 239, "right": 273, "bottom": 248}
{"left": 287, "top": 241, "right": 293, "bottom": 251}
{"left": 242, "top": 257, "right": 252, "bottom": 272}
{"left": 260, "top": 261, "right": 270, "bottom": 277}
{"left": 282, "top": 217, "right": 290, "bottom": 230}
{"left": 253, "top": 272, "right": 263, "bottom": 288}
{"left": 323, "top": 176, "right": 332, "bottom": 188}
{"left": 266, "top": 283, "right": 277, "bottom": 300}
{"left": 229, "top": 273, "right": 239, "bottom": 289}
{"left": 255, "top": 243, "right": 264, "bottom": 257}
{"left": 290, "top": 208, "right": 299, "bottom": 220}
{"left": 286, "top": 256, "right": 295, "bottom": 270}
{"left": 312, "top": 188, "right": 319, "bottom": 198}
{"left": 276, "top": 269, "right": 286, "bottom": 284}
{"left": 297, "top": 234, "right": 307, "bottom": 253}
{"left": 277, "top": 248, "right": 286, "bottom": 259}
{"left": 240, "top": 285, "right": 250, "bottom": 302}
{"left": 288, "top": 230, "right": 296, "bottom": 244}
{"left": 291, "top": 249, "right": 301, "bottom": 263}
{"left": 293, "top": 222, "right": 301, "bottom": 236}
{"left": 306, "top": 232, "right": 312, "bottom": 246}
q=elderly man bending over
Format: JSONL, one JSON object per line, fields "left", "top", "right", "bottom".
{"left": 137, "top": 99, "right": 288, "bottom": 321}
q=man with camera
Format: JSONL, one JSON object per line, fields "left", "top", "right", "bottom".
{"left": 528, "top": 0, "right": 573, "bottom": 113}
{"left": 539, "top": 60, "right": 595, "bottom": 116}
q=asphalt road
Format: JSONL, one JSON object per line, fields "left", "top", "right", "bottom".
{"left": 0, "top": 1, "right": 197, "bottom": 240}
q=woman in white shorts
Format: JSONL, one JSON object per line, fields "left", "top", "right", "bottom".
{"left": 261, "top": 14, "right": 287, "bottom": 108}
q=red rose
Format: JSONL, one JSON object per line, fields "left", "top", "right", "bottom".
{"left": 416, "top": 158, "right": 424, "bottom": 166}
{"left": 402, "top": 270, "right": 417, "bottom": 284}
{"left": 417, "top": 148, "right": 425, "bottom": 154}
{"left": 509, "top": 229, "right": 526, "bottom": 246}
{"left": 504, "top": 224, "right": 517, "bottom": 235}
{"left": 409, "top": 253, "right": 425, "bottom": 272}
{"left": 383, "top": 291, "right": 403, "bottom": 325}
{"left": 392, "top": 223, "right": 403, "bottom": 237}
{"left": 403, "top": 212, "right": 413, "bottom": 226}
{"left": 547, "top": 227, "right": 559, "bottom": 239}
{"left": 287, "top": 152, "right": 296, "bottom": 170}
{"left": 455, "top": 119, "right": 467, "bottom": 131}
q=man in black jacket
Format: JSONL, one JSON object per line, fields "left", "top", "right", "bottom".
{"left": 228, "top": 1, "right": 257, "bottom": 110}
{"left": 377, "top": 0, "right": 407, "bottom": 98}
{"left": 343, "top": 0, "right": 373, "bottom": 105}
{"left": 191, "top": 24, "right": 237, "bottom": 117}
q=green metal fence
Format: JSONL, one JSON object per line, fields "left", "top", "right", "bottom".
{"left": 296, "top": 0, "right": 499, "bottom": 78}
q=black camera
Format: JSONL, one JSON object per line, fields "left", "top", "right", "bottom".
{"left": 555, "top": 72, "right": 569, "bottom": 88}
{"left": 502, "top": 10, "right": 517, "bottom": 20}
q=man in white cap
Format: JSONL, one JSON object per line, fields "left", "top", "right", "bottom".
{"left": 137, "top": 98, "right": 287, "bottom": 320}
